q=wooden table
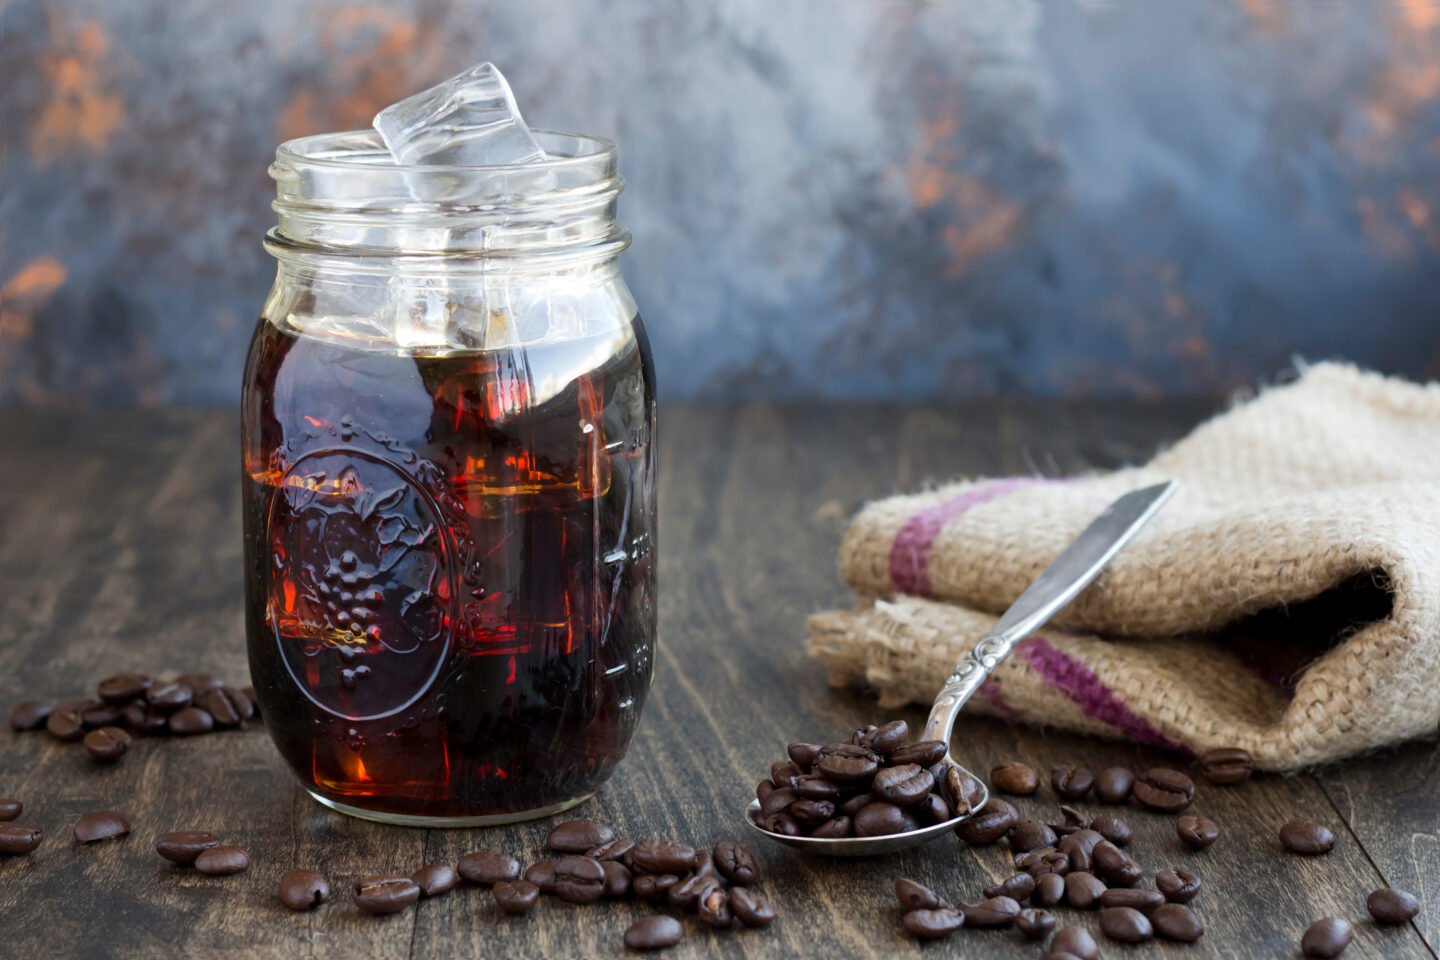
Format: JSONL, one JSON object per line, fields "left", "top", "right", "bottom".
{"left": 0, "top": 404, "right": 1435, "bottom": 959}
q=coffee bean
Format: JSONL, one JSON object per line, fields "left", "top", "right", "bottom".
{"left": 1155, "top": 866, "right": 1202, "bottom": 903}
{"left": 1010, "top": 819, "right": 1057, "bottom": 853}
{"left": 411, "top": 863, "right": 458, "bottom": 897}
{"left": 853, "top": 801, "right": 915, "bottom": 837}
{"left": 553, "top": 855, "right": 606, "bottom": 903}
{"left": 457, "top": 850, "right": 521, "bottom": 886}
{"left": 729, "top": 887, "right": 776, "bottom": 928}
{"left": 1057, "top": 829, "right": 1103, "bottom": 873}
{"left": 176, "top": 673, "right": 223, "bottom": 694}
{"left": 816, "top": 743, "right": 880, "bottom": 783}
{"left": 1092, "top": 840, "right": 1142, "bottom": 886}
{"left": 955, "top": 799, "right": 1018, "bottom": 845}
{"left": 985, "top": 873, "right": 1035, "bottom": 902}
{"left": 1052, "top": 805, "right": 1089, "bottom": 836}
{"left": 633, "top": 874, "right": 679, "bottom": 901}
{"left": 1197, "top": 747, "right": 1253, "bottom": 785}
{"left": 10, "top": 700, "right": 56, "bottom": 731}
{"left": 83, "top": 726, "right": 131, "bottom": 762}
{"left": 146, "top": 682, "right": 193, "bottom": 713}
{"left": 759, "top": 812, "right": 800, "bottom": 836}
{"left": 98, "top": 673, "right": 150, "bottom": 705}
{"left": 1033, "top": 872, "right": 1065, "bottom": 906}
{"left": 1175, "top": 814, "right": 1220, "bottom": 850}
{"left": 889, "top": 740, "right": 947, "bottom": 768}
{"left": 794, "top": 776, "right": 842, "bottom": 800}
{"left": 770, "top": 760, "right": 803, "bottom": 789}
{"left": 789, "top": 799, "right": 835, "bottom": 824}
{"left": 895, "top": 877, "right": 945, "bottom": 911}
{"left": 1090, "top": 813, "right": 1133, "bottom": 846}
{"left": 353, "top": 876, "right": 420, "bottom": 914}
{"left": 837, "top": 793, "right": 874, "bottom": 818}
{"left": 74, "top": 810, "right": 129, "bottom": 843}
{"left": 627, "top": 839, "right": 696, "bottom": 875}
{"left": 46, "top": 707, "right": 85, "bottom": 741}
{"left": 787, "top": 742, "right": 822, "bottom": 769}
{"left": 755, "top": 780, "right": 774, "bottom": 804}
{"left": 241, "top": 687, "right": 259, "bottom": 716}
{"left": 991, "top": 761, "right": 1040, "bottom": 795}
{"left": 1152, "top": 902, "right": 1204, "bottom": 941}
{"left": 625, "top": 915, "right": 683, "bottom": 950}
{"left": 280, "top": 869, "right": 331, "bottom": 910}
{"left": 1367, "top": 887, "right": 1420, "bottom": 925}
{"left": 0, "top": 799, "right": 21, "bottom": 821}
{"left": 961, "top": 895, "right": 1021, "bottom": 927}
{"left": 1094, "top": 766, "right": 1135, "bottom": 803}
{"left": 760, "top": 787, "right": 797, "bottom": 817}
{"left": 195, "top": 688, "right": 243, "bottom": 728}
{"left": 1064, "top": 872, "right": 1107, "bottom": 909}
{"left": 1027, "top": 850, "right": 1071, "bottom": 879}
{"left": 154, "top": 830, "right": 220, "bottom": 864}
{"left": 872, "top": 764, "right": 934, "bottom": 806}
{"left": 1280, "top": 819, "right": 1335, "bottom": 855}
{"left": 602, "top": 860, "right": 632, "bottom": 898}
{"left": 1051, "top": 925, "right": 1100, "bottom": 960}
{"left": 168, "top": 706, "right": 214, "bottom": 736}
{"left": 0, "top": 823, "right": 43, "bottom": 855}
{"left": 697, "top": 884, "right": 733, "bottom": 928}
{"left": 587, "top": 838, "right": 635, "bottom": 861}
{"left": 195, "top": 845, "right": 249, "bottom": 875}
{"left": 668, "top": 873, "right": 720, "bottom": 912}
{"left": 134, "top": 707, "right": 169, "bottom": 736}
{"left": 903, "top": 907, "right": 965, "bottom": 940}
{"left": 868, "top": 719, "right": 910, "bottom": 754}
{"left": 492, "top": 879, "right": 540, "bottom": 915}
{"left": 1050, "top": 764, "right": 1094, "bottom": 801}
{"left": 712, "top": 841, "right": 758, "bottom": 884}
{"left": 944, "top": 766, "right": 985, "bottom": 814}
{"left": 1016, "top": 907, "right": 1055, "bottom": 939}
{"left": 809, "top": 816, "right": 851, "bottom": 838}
{"left": 1301, "top": 917, "right": 1353, "bottom": 958}
{"left": 1100, "top": 888, "right": 1164, "bottom": 912}
{"left": 1100, "top": 905, "right": 1153, "bottom": 942}
{"left": 1133, "top": 768, "right": 1195, "bottom": 813}
{"left": 545, "top": 818, "right": 614, "bottom": 853}
{"left": 80, "top": 703, "right": 124, "bottom": 729}
{"left": 851, "top": 723, "right": 878, "bottom": 745}
{"left": 523, "top": 859, "right": 557, "bottom": 893}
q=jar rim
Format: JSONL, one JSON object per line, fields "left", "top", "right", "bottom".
{"left": 274, "top": 128, "right": 616, "bottom": 175}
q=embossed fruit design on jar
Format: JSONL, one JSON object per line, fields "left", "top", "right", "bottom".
{"left": 241, "top": 128, "right": 656, "bottom": 825}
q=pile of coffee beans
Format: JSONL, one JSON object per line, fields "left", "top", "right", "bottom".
{"left": 9, "top": 671, "right": 259, "bottom": 764}
{"left": 751, "top": 720, "right": 984, "bottom": 838}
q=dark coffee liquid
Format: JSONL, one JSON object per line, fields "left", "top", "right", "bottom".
{"left": 242, "top": 317, "right": 656, "bottom": 820}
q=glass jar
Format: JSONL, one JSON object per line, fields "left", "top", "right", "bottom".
{"left": 241, "top": 130, "right": 656, "bottom": 826}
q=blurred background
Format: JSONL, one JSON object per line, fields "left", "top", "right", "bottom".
{"left": 2, "top": 0, "right": 1439, "bottom": 406}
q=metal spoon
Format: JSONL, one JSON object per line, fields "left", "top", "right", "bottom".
{"left": 747, "top": 480, "right": 1178, "bottom": 857}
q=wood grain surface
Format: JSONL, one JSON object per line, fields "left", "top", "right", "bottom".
{"left": 0, "top": 405, "right": 1434, "bottom": 959}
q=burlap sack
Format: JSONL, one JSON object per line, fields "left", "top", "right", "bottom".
{"left": 807, "top": 363, "right": 1440, "bottom": 770}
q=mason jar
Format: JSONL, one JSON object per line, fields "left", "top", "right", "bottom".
{"left": 241, "top": 130, "right": 656, "bottom": 826}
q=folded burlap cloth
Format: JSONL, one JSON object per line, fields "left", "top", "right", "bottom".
{"left": 807, "top": 364, "right": 1440, "bottom": 770}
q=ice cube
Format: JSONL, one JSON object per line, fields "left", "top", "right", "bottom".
{"left": 373, "top": 62, "right": 547, "bottom": 167}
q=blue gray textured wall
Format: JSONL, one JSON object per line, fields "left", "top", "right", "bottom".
{"left": 2, "top": 1, "right": 1439, "bottom": 405}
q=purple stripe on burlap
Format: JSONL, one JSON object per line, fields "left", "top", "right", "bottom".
{"left": 889, "top": 477, "right": 1040, "bottom": 597}
{"left": 978, "top": 676, "right": 1020, "bottom": 720}
{"left": 1018, "top": 636, "right": 1192, "bottom": 755}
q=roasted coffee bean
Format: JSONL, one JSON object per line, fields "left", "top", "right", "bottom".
{"left": 1177, "top": 814, "right": 1220, "bottom": 850}
{"left": 760, "top": 787, "right": 797, "bottom": 817}
{"left": 1050, "top": 764, "right": 1094, "bottom": 801}
{"left": 1101, "top": 905, "right": 1153, "bottom": 943}
{"left": 0, "top": 823, "right": 43, "bottom": 855}
{"left": 816, "top": 743, "right": 880, "bottom": 783}
{"left": 411, "top": 863, "right": 458, "bottom": 897}
{"left": 1033, "top": 872, "right": 1065, "bottom": 906}
{"left": 955, "top": 798, "right": 1017, "bottom": 845}
{"left": 587, "top": 838, "right": 635, "bottom": 861}
{"left": 1095, "top": 766, "right": 1135, "bottom": 803}
{"left": 226, "top": 687, "right": 256, "bottom": 721}
{"left": 729, "top": 887, "right": 776, "bottom": 928}
{"left": 280, "top": 869, "right": 331, "bottom": 910}
{"left": 74, "top": 810, "right": 130, "bottom": 843}
{"left": 492, "top": 879, "right": 540, "bottom": 915}
{"left": 759, "top": 812, "right": 800, "bottom": 836}
{"left": 712, "top": 840, "right": 758, "bottom": 884}
{"left": 176, "top": 673, "right": 223, "bottom": 694}
{"left": 787, "top": 742, "right": 822, "bottom": 769}
{"left": 83, "top": 726, "right": 131, "bottom": 762}
{"left": 195, "top": 688, "right": 243, "bottom": 728}
{"left": 154, "top": 830, "right": 220, "bottom": 864}
{"left": 9, "top": 700, "right": 56, "bottom": 731}
{"left": 1092, "top": 840, "right": 1142, "bottom": 886}
{"left": 1016, "top": 846, "right": 1057, "bottom": 870}
{"left": 0, "top": 799, "right": 21, "bottom": 821}
{"left": 853, "top": 801, "right": 915, "bottom": 837}
{"left": 668, "top": 873, "right": 720, "bottom": 912}
{"left": 146, "top": 682, "right": 193, "bottom": 713}
{"left": 553, "top": 855, "right": 606, "bottom": 904}
{"left": 984, "top": 873, "right": 1035, "bottom": 901}
{"left": 627, "top": 839, "right": 697, "bottom": 875}
{"left": 353, "top": 876, "right": 420, "bottom": 915}
{"left": 458, "top": 850, "right": 520, "bottom": 886}
{"left": 1010, "top": 819, "right": 1057, "bottom": 853}
{"left": 1016, "top": 907, "right": 1055, "bottom": 939}
{"left": 1152, "top": 902, "right": 1204, "bottom": 941}
{"left": 98, "top": 673, "right": 150, "bottom": 705}
{"left": 872, "top": 764, "right": 934, "bottom": 806}
{"left": 1197, "top": 747, "right": 1253, "bottom": 785}
{"left": 602, "top": 860, "right": 632, "bottom": 898}
{"left": 1155, "top": 867, "right": 1202, "bottom": 903}
{"left": 837, "top": 793, "right": 875, "bottom": 818}
{"left": 789, "top": 799, "right": 835, "bottom": 824}
{"left": 122, "top": 702, "right": 148, "bottom": 732}
{"left": 241, "top": 687, "right": 259, "bottom": 716}
{"left": 944, "top": 766, "right": 984, "bottom": 814}
{"left": 633, "top": 873, "right": 679, "bottom": 901}
{"left": 961, "top": 896, "right": 1021, "bottom": 927}
{"left": 698, "top": 884, "right": 732, "bottom": 927}
{"left": 903, "top": 907, "right": 965, "bottom": 940}
{"left": 1301, "top": 917, "right": 1353, "bottom": 958}
{"left": 195, "top": 845, "right": 249, "bottom": 875}
{"left": 889, "top": 740, "right": 947, "bottom": 768}
{"left": 1133, "top": 768, "right": 1195, "bottom": 813}
{"left": 625, "top": 914, "right": 683, "bottom": 950}
{"left": 1052, "top": 805, "right": 1090, "bottom": 836}
{"left": 1064, "top": 872, "right": 1107, "bottom": 909}
{"left": 1027, "top": 850, "right": 1071, "bottom": 878}
{"left": 1100, "top": 888, "right": 1165, "bottom": 912}
{"left": 851, "top": 724, "right": 878, "bottom": 745}
{"left": 1367, "top": 887, "right": 1420, "bottom": 925}
{"left": 45, "top": 707, "right": 86, "bottom": 741}
{"left": 1057, "top": 829, "right": 1103, "bottom": 873}
{"left": 1280, "top": 819, "right": 1335, "bottom": 855}
{"left": 809, "top": 816, "right": 852, "bottom": 838}
{"left": 169, "top": 706, "right": 214, "bottom": 736}
{"left": 694, "top": 847, "right": 717, "bottom": 878}
{"left": 756, "top": 780, "right": 774, "bottom": 804}
{"left": 868, "top": 719, "right": 910, "bottom": 754}
{"left": 770, "top": 760, "right": 803, "bottom": 789}
{"left": 793, "top": 775, "right": 842, "bottom": 800}
{"left": 136, "top": 708, "right": 169, "bottom": 736}
{"left": 546, "top": 818, "right": 615, "bottom": 853}
{"left": 523, "top": 859, "right": 557, "bottom": 893}
{"left": 80, "top": 703, "right": 123, "bottom": 729}
{"left": 991, "top": 761, "right": 1041, "bottom": 795}
{"left": 1052, "top": 925, "right": 1101, "bottom": 960}
{"left": 1090, "top": 813, "right": 1133, "bottom": 846}
{"left": 895, "top": 877, "right": 945, "bottom": 911}
{"left": 915, "top": 793, "right": 951, "bottom": 824}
